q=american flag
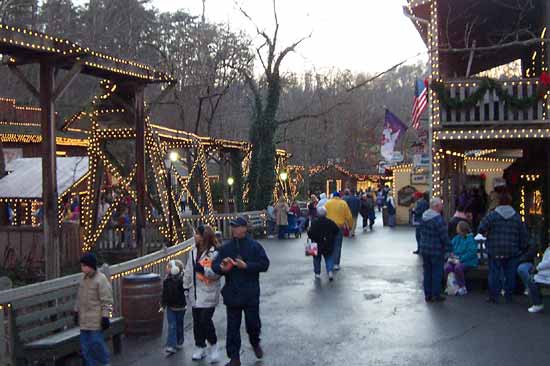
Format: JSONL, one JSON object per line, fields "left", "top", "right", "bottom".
{"left": 411, "top": 79, "right": 428, "bottom": 130}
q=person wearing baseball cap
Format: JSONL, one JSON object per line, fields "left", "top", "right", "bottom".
{"left": 212, "top": 216, "right": 270, "bottom": 366}
{"left": 74, "top": 253, "right": 114, "bottom": 366}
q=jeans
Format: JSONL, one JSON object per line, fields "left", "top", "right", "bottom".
{"left": 313, "top": 253, "right": 334, "bottom": 275}
{"left": 297, "top": 217, "right": 307, "bottom": 232}
{"left": 267, "top": 220, "right": 276, "bottom": 236}
{"left": 80, "top": 330, "right": 110, "bottom": 366}
{"left": 488, "top": 257, "right": 519, "bottom": 301}
{"left": 226, "top": 305, "right": 261, "bottom": 360}
{"left": 166, "top": 308, "right": 185, "bottom": 348}
{"left": 517, "top": 262, "right": 534, "bottom": 291}
{"left": 528, "top": 277, "right": 543, "bottom": 305}
{"left": 333, "top": 229, "right": 344, "bottom": 266}
{"left": 415, "top": 226, "right": 421, "bottom": 251}
{"left": 388, "top": 214, "right": 396, "bottom": 227}
{"left": 422, "top": 255, "right": 445, "bottom": 299}
{"left": 192, "top": 307, "right": 217, "bottom": 347}
{"left": 278, "top": 225, "right": 287, "bottom": 239}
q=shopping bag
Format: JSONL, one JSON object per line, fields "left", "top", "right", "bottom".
{"left": 305, "top": 239, "right": 318, "bottom": 257}
{"left": 445, "top": 272, "right": 460, "bottom": 296}
{"left": 342, "top": 226, "right": 350, "bottom": 237}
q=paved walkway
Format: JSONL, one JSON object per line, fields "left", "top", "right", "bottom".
{"left": 115, "top": 218, "right": 550, "bottom": 366}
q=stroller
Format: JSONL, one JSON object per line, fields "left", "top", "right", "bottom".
{"left": 285, "top": 213, "right": 302, "bottom": 238}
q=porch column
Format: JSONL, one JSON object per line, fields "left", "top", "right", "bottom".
{"left": 40, "top": 61, "right": 60, "bottom": 279}
{"left": 134, "top": 86, "right": 146, "bottom": 256}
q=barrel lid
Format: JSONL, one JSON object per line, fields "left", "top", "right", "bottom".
{"left": 123, "top": 273, "right": 161, "bottom": 282}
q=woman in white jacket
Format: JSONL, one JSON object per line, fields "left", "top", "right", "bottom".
{"left": 526, "top": 247, "right": 550, "bottom": 313}
{"left": 183, "top": 225, "right": 222, "bottom": 362}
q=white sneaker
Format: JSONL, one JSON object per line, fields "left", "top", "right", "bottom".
{"left": 315, "top": 274, "right": 321, "bottom": 279}
{"left": 528, "top": 304, "right": 544, "bottom": 313}
{"left": 207, "top": 343, "right": 220, "bottom": 363}
{"left": 192, "top": 346, "right": 207, "bottom": 360}
{"left": 176, "top": 344, "right": 184, "bottom": 350}
{"left": 328, "top": 272, "right": 334, "bottom": 281}
{"left": 524, "top": 289, "right": 529, "bottom": 296}
{"left": 457, "top": 287, "right": 468, "bottom": 296}
{"left": 164, "top": 346, "right": 177, "bottom": 355}
{"left": 334, "top": 265, "right": 341, "bottom": 271}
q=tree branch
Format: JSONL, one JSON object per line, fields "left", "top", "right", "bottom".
{"left": 274, "top": 33, "right": 312, "bottom": 74}
{"left": 440, "top": 37, "right": 550, "bottom": 53}
{"left": 277, "top": 101, "right": 349, "bottom": 126}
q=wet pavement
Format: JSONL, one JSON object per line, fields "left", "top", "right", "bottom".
{"left": 114, "top": 218, "right": 550, "bottom": 366}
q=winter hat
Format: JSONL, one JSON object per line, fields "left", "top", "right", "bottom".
{"left": 333, "top": 192, "right": 340, "bottom": 198}
{"left": 168, "top": 260, "right": 181, "bottom": 276}
{"left": 196, "top": 224, "right": 205, "bottom": 236}
{"left": 80, "top": 252, "right": 97, "bottom": 270}
{"left": 317, "top": 206, "right": 327, "bottom": 217}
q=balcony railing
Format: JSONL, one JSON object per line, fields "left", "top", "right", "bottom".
{"left": 439, "top": 78, "right": 549, "bottom": 126}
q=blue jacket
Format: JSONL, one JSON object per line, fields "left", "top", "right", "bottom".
{"left": 212, "top": 235, "right": 270, "bottom": 306}
{"left": 414, "top": 198, "right": 429, "bottom": 222}
{"left": 344, "top": 195, "right": 361, "bottom": 217}
{"left": 451, "top": 234, "right": 479, "bottom": 268}
{"left": 478, "top": 206, "right": 528, "bottom": 258}
{"left": 419, "top": 209, "right": 451, "bottom": 257}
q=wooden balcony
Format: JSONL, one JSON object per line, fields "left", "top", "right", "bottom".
{"left": 439, "top": 78, "right": 549, "bottom": 126}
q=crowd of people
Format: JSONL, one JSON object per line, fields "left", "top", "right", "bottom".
{"left": 416, "top": 187, "right": 550, "bottom": 314}
{"left": 74, "top": 217, "right": 269, "bottom": 366}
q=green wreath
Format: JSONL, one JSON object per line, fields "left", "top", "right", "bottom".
{"left": 431, "top": 78, "right": 549, "bottom": 111}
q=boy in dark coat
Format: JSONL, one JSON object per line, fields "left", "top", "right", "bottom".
{"left": 212, "top": 217, "right": 270, "bottom": 366}
{"left": 308, "top": 206, "right": 340, "bottom": 280}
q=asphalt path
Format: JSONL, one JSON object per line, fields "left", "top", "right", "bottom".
{"left": 115, "top": 218, "right": 550, "bottom": 366}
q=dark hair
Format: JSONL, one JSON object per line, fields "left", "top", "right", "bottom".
{"left": 198, "top": 225, "right": 219, "bottom": 251}
{"left": 457, "top": 220, "right": 471, "bottom": 236}
{"left": 423, "top": 192, "right": 429, "bottom": 201}
{"left": 456, "top": 203, "right": 466, "bottom": 212}
{"left": 499, "top": 193, "right": 512, "bottom": 206}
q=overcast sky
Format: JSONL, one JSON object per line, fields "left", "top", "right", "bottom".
{"left": 76, "top": 0, "right": 427, "bottom": 74}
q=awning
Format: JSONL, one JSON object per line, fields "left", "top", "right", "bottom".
{"left": 0, "top": 157, "right": 89, "bottom": 199}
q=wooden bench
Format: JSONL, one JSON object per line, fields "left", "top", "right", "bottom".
{"left": 10, "top": 286, "right": 124, "bottom": 365}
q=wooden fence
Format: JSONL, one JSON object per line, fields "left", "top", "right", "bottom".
{"left": 0, "top": 210, "right": 266, "bottom": 366}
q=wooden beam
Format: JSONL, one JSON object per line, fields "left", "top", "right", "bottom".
{"left": 40, "top": 61, "right": 60, "bottom": 279}
{"left": 9, "top": 64, "right": 39, "bottom": 100}
{"left": 52, "top": 62, "right": 82, "bottom": 102}
{"left": 134, "top": 86, "right": 147, "bottom": 256}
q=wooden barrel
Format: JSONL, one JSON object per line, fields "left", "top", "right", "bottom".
{"left": 121, "top": 273, "right": 163, "bottom": 335}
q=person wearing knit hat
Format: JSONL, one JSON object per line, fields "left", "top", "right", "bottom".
{"left": 75, "top": 252, "right": 114, "bottom": 366}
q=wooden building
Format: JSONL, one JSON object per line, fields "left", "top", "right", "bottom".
{"left": 406, "top": 0, "right": 550, "bottom": 246}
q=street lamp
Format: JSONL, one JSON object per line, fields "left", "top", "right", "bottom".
{"left": 165, "top": 151, "right": 179, "bottom": 244}
{"left": 227, "top": 177, "right": 236, "bottom": 213}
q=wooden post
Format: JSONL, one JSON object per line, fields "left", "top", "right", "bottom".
{"left": 40, "top": 61, "right": 60, "bottom": 279}
{"left": 134, "top": 86, "right": 146, "bottom": 256}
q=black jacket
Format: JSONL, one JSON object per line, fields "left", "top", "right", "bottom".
{"left": 162, "top": 275, "right": 186, "bottom": 308}
{"left": 212, "top": 235, "right": 270, "bottom": 307}
{"left": 308, "top": 217, "right": 340, "bottom": 256}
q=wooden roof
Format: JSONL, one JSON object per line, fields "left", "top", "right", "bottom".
{"left": 406, "top": 0, "right": 544, "bottom": 77}
{"left": 0, "top": 24, "right": 174, "bottom": 84}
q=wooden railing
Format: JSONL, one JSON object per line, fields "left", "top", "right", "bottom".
{"left": 0, "top": 210, "right": 267, "bottom": 366}
{"left": 440, "top": 78, "right": 549, "bottom": 125}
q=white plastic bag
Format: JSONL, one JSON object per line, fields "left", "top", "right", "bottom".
{"left": 305, "top": 239, "right": 318, "bottom": 257}
{"left": 445, "top": 272, "right": 460, "bottom": 296}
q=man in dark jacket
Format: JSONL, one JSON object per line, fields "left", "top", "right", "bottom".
{"left": 413, "top": 192, "right": 429, "bottom": 254}
{"left": 212, "top": 217, "right": 270, "bottom": 366}
{"left": 308, "top": 206, "right": 340, "bottom": 280}
{"left": 343, "top": 189, "right": 361, "bottom": 237}
{"left": 479, "top": 193, "right": 528, "bottom": 303}
{"left": 419, "top": 198, "right": 451, "bottom": 302}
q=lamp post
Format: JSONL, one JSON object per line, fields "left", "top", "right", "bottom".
{"left": 279, "top": 171, "right": 288, "bottom": 199}
{"left": 227, "top": 176, "right": 236, "bottom": 213}
{"left": 165, "top": 151, "right": 179, "bottom": 244}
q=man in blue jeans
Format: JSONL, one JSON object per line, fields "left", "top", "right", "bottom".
{"left": 308, "top": 206, "right": 340, "bottom": 281}
{"left": 479, "top": 193, "right": 528, "bottom": 303}
{"left": 418, "top": 198, "right": 451, "bottom": 302}
{"left": 75, "top": 253, "right": 113, "bottom": 366}
{"left": 517, "top": 240, "right": 538, "bottom": 295}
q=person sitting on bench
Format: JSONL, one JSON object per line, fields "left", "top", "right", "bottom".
{"left": 526, "top": 246, "right": 550, "bottom": 313}
{"left": 445, "top": 221, "right": 479, "bottom": 295}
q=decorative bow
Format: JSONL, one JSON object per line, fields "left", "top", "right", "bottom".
{"left": 540, "top": 72, "right": 550, "bottom": 87}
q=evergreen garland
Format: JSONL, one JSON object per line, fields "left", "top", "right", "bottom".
{"left": 432, "top": 78, "right": 549, "bottom": 111}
